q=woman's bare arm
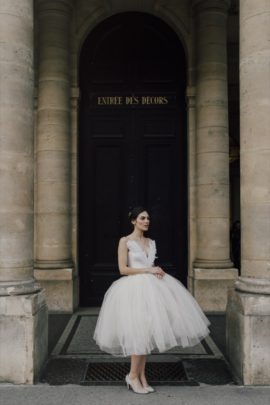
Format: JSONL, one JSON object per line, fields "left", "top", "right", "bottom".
{"left": 117, "top": 237, "right": 165, "bottom": 277}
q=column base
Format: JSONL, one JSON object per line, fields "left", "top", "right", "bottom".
{"left": 34, "top": 267, "right": 78, "bottom": 312}
{"left": 235, "top": 276, "right": 270, "bottom": 294}
{"left": 0, "top": 290, "right": 48, "bottom": 384}
{"left": 193, "top": 259, "right": 234, "bottom": 268}
{"left": 0, "top": 278, "right": 41, "bottom": 296}
{"left": 190, "top": 267, "right": 238, "bottom": 311}
{"left": 35, "top": 259, "right": 73, "bottom": 269}
{"left": 226, "top": 288, "right": 270, "bottom": 385}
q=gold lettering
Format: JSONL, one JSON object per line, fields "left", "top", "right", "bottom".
{"left": 97, "top": 96, "right": 123, "bottom": 105}
{"left": 142, "top": 96, "right": 167, "bottom": 105}
{"left": 97, "top": 97, "right": 105, "bottom": 105}
{"left": 125, "top": 96, "right": 139, "bottom": 105}
{"left": 142, "top": 96, "right": 149, "bottom": 104}
{"left": 110, "top": 96, "right": 123, "bottom": 105}
{"left": 97, "top": 95, "right": 169, "bottom": 106}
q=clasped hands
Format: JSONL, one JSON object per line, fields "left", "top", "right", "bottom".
{"left": 149, "top": 266, "right": 166, "bottom": 279}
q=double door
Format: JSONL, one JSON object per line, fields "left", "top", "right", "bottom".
{"left": 79, "top": 12, "right": 187, "bottom": 306}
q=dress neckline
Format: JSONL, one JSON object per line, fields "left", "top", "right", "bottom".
{"left": 127, "top": 238, "right": 152, "bottom": 258}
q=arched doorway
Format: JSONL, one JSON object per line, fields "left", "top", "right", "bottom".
{"left": 79, "top": 12, "right": 187, "bottom": 306}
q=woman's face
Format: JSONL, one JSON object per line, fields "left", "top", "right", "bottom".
{"left": 132, "top": 211, "right": 150, "bottom": 232}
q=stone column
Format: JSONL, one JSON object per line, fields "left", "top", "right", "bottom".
{"left": 0, "top": 0, "right": 47, "bottom": 383}
{"left": 226, "top": 0, "right": 270, "bottom": 385}
{"left": 34, "top": 0, "right": 75, "bottom": 312}
{"left": 192, "top": 0, "right": 238, "bottom": 311}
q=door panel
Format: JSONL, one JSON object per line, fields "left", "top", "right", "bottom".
{"left": 79, "top": 12, "right": 186, "bottom": 306}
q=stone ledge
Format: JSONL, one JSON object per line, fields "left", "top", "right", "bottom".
{"left": 226, "top": 289, "right": 270, "bottom": 385}
{"left": 37, "top": 275, "right": 79, "bottom": 312}
{"left": 0, "top": 290, "right": 48, "bottom": 384}
{"left": 191, "top": 271, "right": 238, "bottom": 312}
{"left": 227, "top": 288, "right": 270, "bottom": 316}
{"left": 0, "top": 289, "right": 47, "bottom": 316}
{"left": 34, "top": 268, "right": 74, "bottom": 281}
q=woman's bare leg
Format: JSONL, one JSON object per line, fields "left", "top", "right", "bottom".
{"left": 129, "top": 355, "right": 145, "bottom": 389}
{"left": 138, "top": 355, "right": 149, "bottom": 387}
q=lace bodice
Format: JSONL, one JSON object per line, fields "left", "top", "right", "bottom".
{"left": 126, "top": 239, "right": 157, "bottom": 269}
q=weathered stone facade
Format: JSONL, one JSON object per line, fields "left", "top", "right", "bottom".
{"left": 226, "top": 0, "right": 270, "bottom": 385}
{"left": 0, "top": 0, "right": 269, "bottom": 385}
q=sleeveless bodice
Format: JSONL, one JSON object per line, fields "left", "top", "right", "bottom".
{"left": 126, "top": 239, "right": 157, "bottom": 269}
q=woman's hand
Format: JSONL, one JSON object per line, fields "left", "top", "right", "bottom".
{"left": 149, "top": 266, "right": 166, "bottom": 279}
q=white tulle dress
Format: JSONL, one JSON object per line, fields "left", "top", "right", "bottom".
{"left": 93, "top": 238, "right": 211, "bottom": 357}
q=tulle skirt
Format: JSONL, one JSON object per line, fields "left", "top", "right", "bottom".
{"left": 93, "top": 273, "right": 211, "bottom": 357}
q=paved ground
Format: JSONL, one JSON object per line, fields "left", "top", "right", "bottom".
{"left": 1, "top": 313, "right": 269, "bottom": 404}
{"left": 47, "top": 313, "right": 227, "bottom": 356}
{"left": 0, "top": 384, "right": 270, "bottom": 405}
{"left": 42, "top": 312, "right": 234, "bottom": 386}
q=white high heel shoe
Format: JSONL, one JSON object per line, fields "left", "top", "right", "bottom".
{"left": 125, "top": 374, "right": 149, "bottom": 394}
{"left": 143, "top": 384, "right": 155, "bottom": 393}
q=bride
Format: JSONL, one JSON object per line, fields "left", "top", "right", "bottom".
{"left": 93, "top": 206, "right": 210, "bottom": 394}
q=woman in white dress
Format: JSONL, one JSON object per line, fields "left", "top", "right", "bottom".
{"left": 93, "top": 206, "right": 211, "bottom": 394}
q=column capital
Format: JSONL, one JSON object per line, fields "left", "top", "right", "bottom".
{"left": 36, "top": 0, "right": 73, "bottom": 14}
{"left": 192, "top": 0, "right": 230, "bottom": 14}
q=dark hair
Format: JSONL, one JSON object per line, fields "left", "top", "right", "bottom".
{"left": 128, "top": 206, "right": 148, "bottom": 222}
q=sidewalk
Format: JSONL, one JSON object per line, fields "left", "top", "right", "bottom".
{"left": 0, "top": 384, "right": 270, "bottom": 405}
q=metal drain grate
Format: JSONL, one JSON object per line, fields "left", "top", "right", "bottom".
{"left": 81, "top": 362, "right": 198, "bottom": 386}
{"left": 184, "top": 359, "right": 236, "bottom": 385}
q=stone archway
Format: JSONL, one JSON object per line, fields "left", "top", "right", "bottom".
{"left": 78, "top": 12, "right": 187, "bottom": 306}
{"left": 70, "top": 3, "right": 194, "bottom": 301}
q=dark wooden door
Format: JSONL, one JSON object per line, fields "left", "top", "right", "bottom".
{"left": 79, "top": 12, "right": 187, "bottom": 306}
